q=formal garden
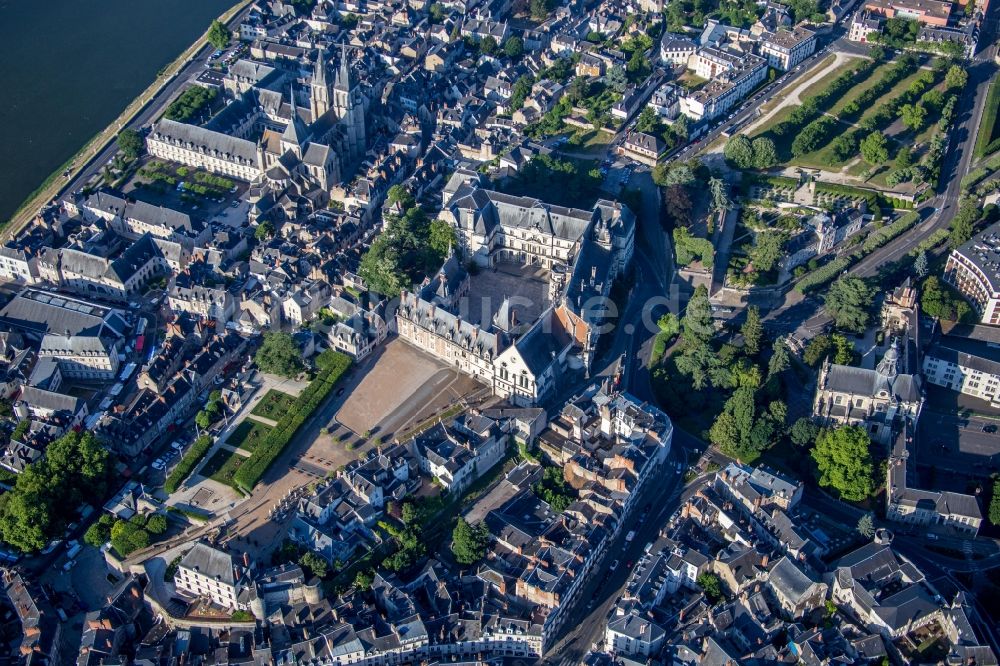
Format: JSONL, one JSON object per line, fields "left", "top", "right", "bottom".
{"left": 250, "top": 390, "right": 298, "bottom": 421}
{"left": 228, "top": 419, "right": 273, "bottom": 453}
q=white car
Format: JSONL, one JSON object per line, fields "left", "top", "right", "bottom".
{"left": 609, "top": 559, "right": 619, "bottom": 571}
{"left": 151, "top": 460, "right": 165, "bottom": 470}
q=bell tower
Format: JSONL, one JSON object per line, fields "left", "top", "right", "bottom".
{"left": 310, "top": 48, "right": 330, "bottom": 119}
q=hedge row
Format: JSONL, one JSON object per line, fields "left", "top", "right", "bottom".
{"left": 796, "top": 253, "right": 858, "bottom": 292}
{"left": 233, "top": 351, "right": 352, "bottom": 490}
{"left": 862, "top": 212, "right": 920, "bottom": 253}
{"left": 164, "top": 436, "right": 214, "bottom": 494}
{"left": 837, "top": 55, "right": 919, "bottom": 123}
{"left": 975, "top": 80, "right": 1000, "bottom": 159}
{"left": 859, "top": 67, "right": 940, "bottom": 133}
{"left": 771, "top": 60, "right": 877, "bottom": 139}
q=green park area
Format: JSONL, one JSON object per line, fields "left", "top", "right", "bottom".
{"left": 228, "top": 419, "right": 273, "bottom": 452}
{"left": 744, "top": 53, "right": 964, "bottom": 191}
{"left": 251, "top": 389, "right": 297, "bottom": 421}
{"left": 201, "top": 448, "right": 247, "bottom": 489}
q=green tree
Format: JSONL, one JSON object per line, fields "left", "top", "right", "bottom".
{"left": 503, "top": 36, "right": 524, "bottom": 58}
{"left": 635, "top": 107, "right": 665, "bottom": 135}
{"left": 945, "top": 64, "right": 968, "bottom": 91}
{"left": 989, "top": 480, "right": 1000, "bottom": 526}
{"left": 913, "top": 250, "right": 929, "bottom": 278}
{"left": 117, "top": 128, "right": 144, "bottom": 160}
{"left": 299, "top": 551, "right": 329, "bottom": 578}
{"left": 255, "top": 220, "right": 275, "bottom": 240}
{"left": 146, "top": 514, "right": 168, "bottom": 535}
{"left": 949, "top": 197, "right": 982, "bottom": 249}
{"left": 741, "top": 306, "right": 763, "bottom": 356}
{"left": 899, "top": 103, "right": 927, "bottom": 131}
{"left": 354, "top": 570, "right": 374, "bottom": 590}
{"left": 428, "top": 2, "right": 445, "bottom": 21}
{"left": 709, "top": 386, "right": 774, "bottom": 462}
{"left": 606, "top": 65, "right": 627, "bottom": 93}
{"left": 825, "top": 276, "right": 874, "bottom": 333}
{"left": 451, "top": 518, "right": 490, "bottom": 565}
{"left": 428, "top": 218, "right": 457, "bottom": 260}
{"left": 709, "top": 177, "right": 730, "bottom": 213}
{"left": 84, "top": 514, "right": 115, "bottom": 547}
{"left": 857, "top": 512, "right": 875, "bottom": 537}
{"left": 860, "top": 132, "right": 889, "bottom": 165}
{"left": 479, "top": 35, "right": 498, "bottom": 55}
{"left": 510, "top": 75, "right": 534, "bottom": 110}
{"left": 655, "top": 163, "right": 696, "bottom": 187}
{"left": 386, "top": 184, "right": 415, "bottom": 209}
{"left": 530, "top": 0, "right": 555, "bottom": 19}
{"left": 767, "top": 338, "right": 791, "bottom": 379}
{"left": 195, "top": 410, "right": 213, "bottom": 430}
{"left": 0, "top": 431, "right": 112, "bottom": 552}
{"left": 830, "top": 134, "right": 859, "bottom": 162}
{"left": 751, "top": 136, "right": 778, "bottom": 169}
{"left": 401, "top": 502, "right": 418, "bottom": 525}
{"left": 749, "top": 231, "right": 785, "bottom": 275}
{"left": 724, "top": 134, "right": 754, "bottom": 169}
{"left": 803, "top": 335, "right": 832, "bottom": 366}
{"left": 811, "top": 426, "right": 875, "bottom": 502}
{"left": 789, "top": 417, "right": 819, "bottom": 447}
{"left": 895, "top": 146, "right": 913, "bottom": 170}
{"left": 207, "top": 20, "right": 231, "bottom": 50}
{"left": 110, "top": 519, "right": 151, "bottom": 557}
{"left": 682, "top": 285, "right": 715, "bottom": 347}
{"left": 697, "top": 572, "right": 723, "bottom": 602}
{"left": 255, "top": 332, "right": 304, "bottom": 378}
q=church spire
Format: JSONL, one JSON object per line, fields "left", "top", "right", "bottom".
{"left": 314, "top": 47, "right": 327, "bottom": 89}
{"left": 282, "top": 84, "right": 309, "bottom": 148}
{"left": 335, "top": 43, "right": 351, "bottom": 92}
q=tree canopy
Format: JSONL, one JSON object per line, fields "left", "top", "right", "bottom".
{"left": 117, "top": 128, "right": 144, "bottom": 160}
{"left": 860, "top": 132, "right": 889, "bottom": 165}
{"left": 0, "top": 431, "right": 113, "bottom": 552}
{"left": 451, "top": 518, "right": 490, "bottom": 565}
{"left": 825, "top": 276, "right": 874, "bottom": 333}
{"left": 358, "top": 193, "right": 450, "bottom": 295}
{"left": 255, "top": 331, "right": 304, "bottom": 378}
{"left": 811, "top": 426, "right": 875, "bottom": 502}
{"left": 207, "top": 20, "right": 231, "bottom": 50}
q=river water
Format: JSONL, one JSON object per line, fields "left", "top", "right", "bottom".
{"left": 0, "top": 0, "right": 237, "bottom": 223}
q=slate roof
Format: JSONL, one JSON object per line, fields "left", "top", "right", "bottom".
{"left": 179, "top": 542, "right": 236, "bottom": 587}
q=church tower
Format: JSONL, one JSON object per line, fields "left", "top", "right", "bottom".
{"left": 333, "top": 43, "right": 352, "bottom": 118}
{"left": 333, "top": 44, "right": 366, "bottom": 163}
{"left": 310, "top": 48, "right": 330, "bottom": 119}
{"left": 281, "top": 86, "right": 309, "bottom": 159}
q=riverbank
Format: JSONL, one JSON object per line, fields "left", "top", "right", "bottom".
{"left": 2, "top": 0, "right": 252, "bottom": 240}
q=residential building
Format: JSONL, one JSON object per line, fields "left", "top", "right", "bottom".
{"left": 174, "top": 541, "right": 251, "bottom": 610}
{"left": 943, "top": 222, "right": 1000, "bottom": 325}
{"left": 759, "top": 26, "right": 817, "bottom": 71}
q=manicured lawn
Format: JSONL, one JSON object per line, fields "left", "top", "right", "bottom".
{"left": 749, "top": 105, "right": 796, "bottom": 139}
{"left": 200, "top": 448, "right": 246, "bottom": 487}
{"left": 228, "top": 419, "right": 273, "bottom": 452}
{"left": 827, "top": 61, "right": 896, "bottom": 115}
{"left": 857, "top": 69, "right": 929, "bottom": 126}
{"left": 677, "top": 72, "right": 708, "bottom": 91}
{"left": 753, "top": 54, "right": 838, "bottom": 116}
{"left": 795, "top": 56, "right": 861, "bottom": 102}
{"left": 251, "top": 389, "right": 297, "bottom": 421}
